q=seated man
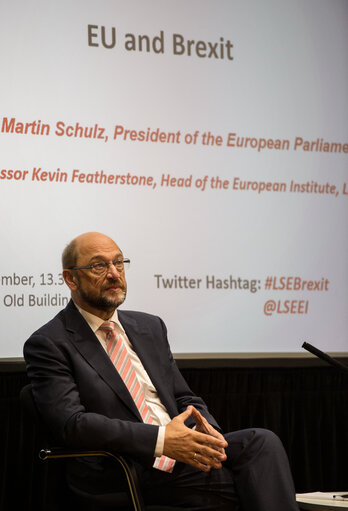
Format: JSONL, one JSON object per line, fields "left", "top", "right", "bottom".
{"left": 24, "top": 231, "right": 299, "bottom": 510}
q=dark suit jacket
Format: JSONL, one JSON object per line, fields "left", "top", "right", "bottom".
{"left": 24, "top": 300, "right": 219, "bottom": 467}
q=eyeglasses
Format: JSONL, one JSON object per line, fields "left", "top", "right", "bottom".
{"left": 68, "top": 258, "right": 130, "bottom": 275}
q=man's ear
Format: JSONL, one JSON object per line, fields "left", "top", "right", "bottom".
{"left": 63, "top": 269, "right": 78, "bottom": 291}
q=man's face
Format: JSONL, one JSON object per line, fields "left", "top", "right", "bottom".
{"left": 68, "top": 233, "right": 127, "bottom": 319}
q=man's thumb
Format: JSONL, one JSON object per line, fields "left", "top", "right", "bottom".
{"left": 179, "top": 405, "right": 193, "bottom": 421}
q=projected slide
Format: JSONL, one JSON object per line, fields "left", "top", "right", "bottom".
{"left": 0, "top": 0, "right": 347, "bottom": 358}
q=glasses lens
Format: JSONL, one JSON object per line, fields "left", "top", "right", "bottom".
{"left": 114, "top": 260, "right": 124, "bottom": 271}
{"left": 91, "top": 262, "right": 108, "bottom": 275}
{"left": 90, "top": 259, "right": 129, "bottom": 274}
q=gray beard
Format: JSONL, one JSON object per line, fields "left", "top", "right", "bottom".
{"left": 79, "top": 286, "right": 126, "bottom": 313}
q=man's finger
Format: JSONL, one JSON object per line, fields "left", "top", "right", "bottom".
{"left": 190, "top": 406, "right": 205, "bottom": 424}
{"left": 191, "top": 449, "right": 225, "bottom": 470}
{"left": 194, "top": 429, "right": 227, "bottom": 449}
{"left": 193, "top": 440, "right": 227, "bottom": 461}
{"left": 177, "top": 406, "right": 193, "bottom": 422}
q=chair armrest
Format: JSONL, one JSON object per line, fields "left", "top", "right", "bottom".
{"left": 39, "top": 448, "right": 144, "bottom": 511}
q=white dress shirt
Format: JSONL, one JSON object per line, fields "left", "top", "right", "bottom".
{"left": 75, "top": 304, "right": 171, "bottom": 457}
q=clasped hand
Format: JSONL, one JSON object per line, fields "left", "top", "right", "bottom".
{"left": 163, "top": 405, "right": 227, "bottom": 471}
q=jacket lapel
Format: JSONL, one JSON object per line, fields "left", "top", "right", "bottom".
{"left": 63, "top": 301, "right": 142, "bottom": 421}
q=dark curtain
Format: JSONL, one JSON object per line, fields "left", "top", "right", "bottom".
{"left": 1, "top": 363, "right": 347, "bottom": 511}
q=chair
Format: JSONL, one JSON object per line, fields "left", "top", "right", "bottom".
{"left": 20, "top": 383, "right": 185, "bottom": 511}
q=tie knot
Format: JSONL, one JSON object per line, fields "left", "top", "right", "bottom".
{"left": 99, "top": 321, "right": 116, "bottom": 333}
{"left": 99, "top": 321, "right": 123, "bottom": 344}
{"left": 99, "top": 322, "right": 119, "bottom": 343}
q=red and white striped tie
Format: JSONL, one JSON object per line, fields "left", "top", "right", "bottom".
{"left": 99, "top": 321, "right": 176, "bottom": 473}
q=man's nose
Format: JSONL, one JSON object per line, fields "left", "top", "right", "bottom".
{"left": 106, "top": 263, "right": 121, "bottom": 278}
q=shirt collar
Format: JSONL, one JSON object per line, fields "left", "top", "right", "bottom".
{"left": 73, "top": 302, "right": 124, "bottom": 334}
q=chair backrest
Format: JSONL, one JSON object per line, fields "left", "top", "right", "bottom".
{"left": 20, "top": 383, "right": 44, "bottom": 430}
{"left": 20, "top": 383, "right": 73, "bottom": 511}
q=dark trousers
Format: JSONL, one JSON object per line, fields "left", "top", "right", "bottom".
{"left": 142, "top": 428, "right": 299, "bottom": 511}
{"left": 68, "top": 428, "right": 299, "bottom": 511}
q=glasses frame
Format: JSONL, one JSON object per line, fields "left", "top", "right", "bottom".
{"left": 68, "top": 258, "right": 130, "bottom": 275}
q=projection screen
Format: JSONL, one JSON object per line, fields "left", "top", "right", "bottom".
{"left": 0, "top": 0, "right": 347, "bottom": 359}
